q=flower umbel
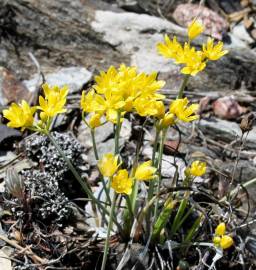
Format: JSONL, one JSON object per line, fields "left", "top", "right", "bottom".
{"left": 111, "top": 169, "right": 133, "bottom": 195}
{"left": 98, "top": 153, "right": 120, "bottom": 177}
{"left": 38, "top": 83, "right": 68, "bottom": 118}
{"left": 135, "top": 160, "right": 157, "bottom": 181}
{"left": 3, "top": 100, "right": 36, "bottom": 131}
{"left": 157, "top": 20, "right": 228, "bottom": 76}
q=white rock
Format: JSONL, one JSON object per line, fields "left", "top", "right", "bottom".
{"left": 23, "top": 66, "right": 92, "bottom": 93}
{"left": 91, "top": 10, "right": 185, "bottom": 73}
{"left": 142, "top": 145, "right": 186, "bottom": 178}
{"left": 232, "top": 23, "right": 254, "bottom": 44}
{"left": 226, "top": 33, "right": 248, "bottom": 49}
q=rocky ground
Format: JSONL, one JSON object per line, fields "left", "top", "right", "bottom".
{"left": 0, "top": 0, "right": 256, "bottom": 269}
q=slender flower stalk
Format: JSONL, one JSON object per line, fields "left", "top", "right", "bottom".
{"left": 91, "top": 129, "right": 99, "bottom": 160}
{"left": 148, "top": 128, "right": 160, "bottom": 200}
{"left": 177, "top": 74, "right": 190, "bottom": 99}
{"left": 114, "top": 111, "right": 122, "bottom": 155}
{"left": 153, "top": 129, "right": 167, "bottom": 220}
{"left": 146, "top": 127, "right": 160, "bottom": 232}
{"left": 101, "top": 192, "right": 117, "bottom": 270}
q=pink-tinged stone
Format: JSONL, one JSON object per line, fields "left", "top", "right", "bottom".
{"left": 173, "top": 4, "right": 228, "bottom": 40}
{"left": 0, "top": 67, "right": 32, "bottom": 106}
{"left": 212, "top": 96, "right": 247, "bottom": 119}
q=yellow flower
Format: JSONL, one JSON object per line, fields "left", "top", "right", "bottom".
{"left": 3, "top": 100, "right": 36, "bottom": 131}
{"left": 133, "top": 98, "right": 158, "bottom": 117}
{"left": 188, "top": 19, "right": 204, "bottom": 40}
{"left": 158, "top": 39, "right": 206, "bottom": 76}
{"left": 136, "top": 72, "right": 165, "bottom": 98}
{"left": 111, "top": 169, "right": 133, "bottom": 195}
{"left": 38, "top": 83, "right": 68, "bottom": 118}
{"left": 105, "top": 109, "right": 125, "bottom": 124}
{"left": 81, "top": 90, "right": 97, "bottom": 113}
{"left": 213, "top": 223, "right": 234, "bottom": 250}
{"left": 94, "top": 66, "right": 119, "bottom": 95}
{"left": 188, "top": 161, "right": 207, "bottom": 177}
{"left": 94, "top": 90, "right": 125, "bottom": 114}
{"left": 89, "top": 113, "right": 101, "bottom": 129}
{"left": 154, "top": 101, "right": 165, "bottom": 119}
{"left": 215, "top": 222, "right": 226, "bottom": 236}
{"left": 90, "top": 64, "right": 166, "bottom": 121}
{"left": 157, "top": 35, "right": 183, "bottom": 60}
{"left": 159, "top": 113, "right": 175, "bottom": 129}
{"left": 169, "top": 98, "right": 199, "bottom": 122}
{"left": 135, "top": 160, "right": 157, "bottom": 181}
{"left": 98, "top": 153, "right": 120, "bottom": 177}
{"left": 202, "top": 38, "right": 228, "bottom": 61}
{"left": 178, "top": 44, "right": 206, "bottom": 76}
{"left": 220, "top": 235, "right": 234, "bottom": 249}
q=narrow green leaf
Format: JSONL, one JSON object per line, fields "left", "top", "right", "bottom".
{"left": 170, "top": 198, "right": 188, "bottom": 236}
{"left": 184, "top": 215, "right": 202, "bottom": 243}
{"left": 152, "top": 197, "right": 177, "bottom": 242}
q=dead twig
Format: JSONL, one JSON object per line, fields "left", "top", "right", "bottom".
{"left": 0, "top": 234, "right": 48, "bottom": 265}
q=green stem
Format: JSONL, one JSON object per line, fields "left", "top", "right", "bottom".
{"left": 177, "top": 74, "right": 190, "bottom": 99}
{"left": 101, "top": 192, "right": 117, "bottom": 270}
{"left": 114, "top": 111, "right": 122, "bottom": 155}
{"left": 125, "top": 195, "right": 134, "bottom": 218}
{"left": 146, "top": 127, "right": 160, "bottom": 234}
{"left": 153, "top": 129, "right": 167, "bottom": 220}
{"left": 91, "top": 129, "right": 99, "bottom": 160}
{"left": 90, "top": 128, "right": 111, "bottom": 206}
{"left": 147, "top": 128, "right": 160, "bottom": 203}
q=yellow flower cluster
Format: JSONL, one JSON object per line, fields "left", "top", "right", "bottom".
{"left": 213, "top": 223, "right": 234, "bottom": 250}
{"left": 157, "top": 20, "right": 228, "bottom": 76}
{"left": 80, "top": 64, "right": 199, "bottom": 130}
{"left": 3, "top": 101, "right": 36, "bottom": 131}
{"left": 81, "top": 64, "right": 166, "bottom": 124}
{"left": 186, "top": 160, "right": 207, "bottom": 177}
{"left": 3, "top": 83, "right": 68, "bottom": 133}
{"left": 38, "top": 84, "right": 68, "bottom": 119}
{"left": 98, "top": 153, "right": 157, "bottom": 195}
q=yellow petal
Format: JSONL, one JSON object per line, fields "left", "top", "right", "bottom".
{"left": 220, "top": 235, "right": 234, "bottom": 249}
{"left": 215, "top": 223, "right": 226, "bottom": 236}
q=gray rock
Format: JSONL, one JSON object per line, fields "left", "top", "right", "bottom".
{"left": 78, "top": 118, "right": 131, "bottom": 149}
{"left": 23, "top": 67, "right": 92, "bottom": 93}
{"left": 0, "top": 125, "right": 21, "bottom": 148}
{"left": 142, "top": 145, "right": 185, "bottom": 178}
{"left": 199, "top": 118, "right": 256, "bottom": 150}
{"left": 77, "top": 121, "right": 113, "bottom": 149}
{"left": 87, "top": 138, "right": 125, "bottom": 166}
{"left": 1, "top": 0, "right": 128, "bottom": 80}
{"left": 220, "top": 160, "right": 256, "bottom": 183}
{"left": 91, "top": 10, "right": 185, "bottom": 73}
